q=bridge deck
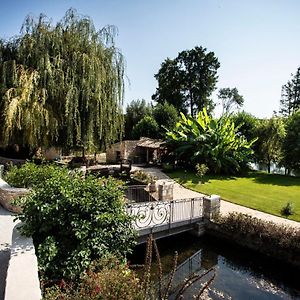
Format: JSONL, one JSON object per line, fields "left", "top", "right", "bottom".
{"left": 127, "top": 197, "right": 204, "bottom": 243}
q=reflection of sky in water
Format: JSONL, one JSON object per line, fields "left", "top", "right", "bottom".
{"left": 171, "top": 253, "right": 300, "bottom": 300}
{"left": 132, "top": 234, "right": 300, "bottom": 300}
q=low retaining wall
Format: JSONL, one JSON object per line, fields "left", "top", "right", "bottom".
{"left": 206, "top": 221, "right": 300, "bottom": 269}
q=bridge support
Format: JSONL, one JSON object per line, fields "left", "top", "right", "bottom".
{"left": 0, "top": 164, "right": 4, "bottom": 178}
{"left": 191, "top": 222, "right": 206, "bottom": 237}
{"left": 203, "top": 195, "right": 221, "bottom": 220}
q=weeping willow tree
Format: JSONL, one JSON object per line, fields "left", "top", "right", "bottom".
{"left": 0, "top": 9, "right": 124, "bottom": 154}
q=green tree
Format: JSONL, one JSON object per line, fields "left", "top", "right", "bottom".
{"left": 282, "top": 110, "right": 300, "bottom": 173}
{"left": 255, "top": 117, "right": 286, "bottom": 173}
{"left": 231, "top": 111, "right": 258, "bottom": 143}
{"left": 153, "top": 102, "right": 178, "bottom": 136}
{"left": 165, "top": 109, "right": 256, "bottom": 174}
{"left": 124, "top": 99, "right": 152, "bottom": 139}
{"left": 152, "top": 58, "right": 187, "bottom": 114}
{"left": 152, "top": 46, "right": 220, "bottom": 117}
{"left": 0, "top": 9, "right": 124, "bottom": 155}
{"left": 218, "top": 87, "right": 244, "bottom": 115}
{"left": 132, "top": 115, "right": 159, "bottom": 139}
{"left": 280, "top": 67, "right": 300, "bottom": 116}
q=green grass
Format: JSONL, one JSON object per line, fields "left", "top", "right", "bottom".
{"left": 167, "top": 170, "right": 300, "bottom": 222}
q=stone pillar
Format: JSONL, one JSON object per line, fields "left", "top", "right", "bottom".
{"left": 203, "top": 195, "right": 221, "bottom": 220}
{"left": 0, "top": 164, "right": 4, "bottom": 178}
{"left": 158, "top": 181, "right": 174, "bottom": 201}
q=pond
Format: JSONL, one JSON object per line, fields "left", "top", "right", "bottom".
{"left": 130, "top": 233, "right": 300, "bottom": 299}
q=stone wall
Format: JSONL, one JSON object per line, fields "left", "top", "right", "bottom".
{"left": 106, "top": 140, "right": 140, "bottom": 163}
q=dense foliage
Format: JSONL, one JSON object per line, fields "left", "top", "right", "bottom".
{"left": 152, "top": 46, "right": 220, "bottom": 116}
{"left": 0, "top": 9, "right": 124, "bottom": 153}
{"left": 13, "top": 165, "right": 135, "bottom": 280}
{"left": 44, "top": 257, "right": 144, "bottom": 300}
{"left": 213, "top": 213, "right": 300, "bottom": 266}
{"left": 132, "top": 115, "right": 159, "bottom": 139}
{"left": 125, "top": 100, "right": 178, "bottom": 140}
{"left": 5, "top": 162, "right": 59, "bottom": 188}
{"left": 282, "top": 110, "right": 300, "bottom": 173}
{"left": 230, "top": 111, "right": 258, "bottom": 143}
{"left": 165, "top": 109, "right": 256, "bottom": 174}
{"left": 254, "top": 117, "right": 286, "bottom": 173}
{"left": 152, "top": 102, "right": 178, "bottom": 135}
{"left": 124, "top": 99, "right": 152, "bottom": 139}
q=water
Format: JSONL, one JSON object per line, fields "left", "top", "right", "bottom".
{"left": 130, "top": 233, "right": 300, "bottom": 299}
{"left": 249, "top": 162, "right": 297, "bottom": 176}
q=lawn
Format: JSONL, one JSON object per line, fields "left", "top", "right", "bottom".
{"left": 167, "top": 170, "right": 300, "bottom": 222}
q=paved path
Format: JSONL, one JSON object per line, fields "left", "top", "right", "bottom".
{"left": 137, "top": 167, "right": 300, "bottom": 229}
{"left": 0, "top": 207, "right": 16, "bottom": 300}
{"left": 0, "top": 179, "right": 17, "bottom": 300}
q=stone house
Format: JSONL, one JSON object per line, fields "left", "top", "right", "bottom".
{"left": 106, "top": 137, "right": 165, "bottom": 164}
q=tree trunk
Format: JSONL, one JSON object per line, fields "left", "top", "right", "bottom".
{"left": 267, "top": 161, "right": 271, "bottom": 174}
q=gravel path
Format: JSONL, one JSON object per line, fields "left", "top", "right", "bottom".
{"left": 138, "top": 167, "right": 300, "bottom": 229}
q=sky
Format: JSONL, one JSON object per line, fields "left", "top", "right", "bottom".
{"left": 0, "top": 0, "right": 300, "bottom": 118}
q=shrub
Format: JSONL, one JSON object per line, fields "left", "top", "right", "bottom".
{"left": 281, "top": 202, "right": 294, "bottom": 216}
{"left": 4, "top": 162, "right": 60, "bottom": 188}
{"left": 44, "top": 257, "right": 145, "bottom": 300}
{"left": 17, "top": 168, "right": 136, "bottom": 280}
{"left": 213, "top": 213, "right": 300, "bottom": 259}
{"left": 131, "top": 170, "right": 156, "bottom": 184}
{"left": 195, "top": 163, "right": 208, "bottom": 182}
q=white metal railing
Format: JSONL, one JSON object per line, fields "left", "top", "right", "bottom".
{"left": 126, "top": 197, "right": 203, "bottom": 230}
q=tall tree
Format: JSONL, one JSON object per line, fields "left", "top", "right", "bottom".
{"left": 132, "top": 115, "right": 159, "bottom": 139}
{"left": 0, "top": 9, "right": 125, "bottom": 155}
{"left": 280, "top": 67, "right": 300, "bottom": 116}
{"left": 218, "top": 87, "right": 244, "bottom": 115}
{"left": 152, "top": 59, "right": 186, "bottom": 114}
{"left": 124, "top": 99, "right": 152, "bottom": 139}
{"left": 255, "top": 117, "right": 286, "bottom": 173}
{"left": 282, "top": 110, "right": 300, "bottom": 173}
{"left": 231, "top": 111, "right": 257, "bottom": 143}
{"left": 152, "top": 46, "right": 220, "bottom": 117}
{"left": 152, "top": 101, "right": 178, "bottom": 136}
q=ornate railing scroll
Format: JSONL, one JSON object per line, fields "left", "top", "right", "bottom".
{"left": 127, "top": 197, "right": 203, "bottom": 230}
{"left": 127, "top": 201, "right": 171, "bottom": 229}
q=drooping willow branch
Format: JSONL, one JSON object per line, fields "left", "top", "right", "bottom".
{"left": 0, "top": 8, "right": 125, "bottom": 152}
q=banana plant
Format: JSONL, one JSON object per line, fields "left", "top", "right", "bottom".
{"left": 165, "top": 108, "right": 257, "bottom": 174}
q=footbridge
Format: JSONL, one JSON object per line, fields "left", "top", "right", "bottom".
{"left": 126, "top": 195, "right": 220, "bottom": 244}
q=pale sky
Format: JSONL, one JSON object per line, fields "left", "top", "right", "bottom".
{"left": 1, "top": 0, "right": 299, "bottom": 118}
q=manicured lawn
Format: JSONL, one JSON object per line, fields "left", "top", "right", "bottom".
{"left": 167, "top": 170, "right": 300, "bottom": 222}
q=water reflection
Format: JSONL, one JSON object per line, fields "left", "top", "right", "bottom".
{"left": 131, "top": 234, "right": 300, "bottom": 299}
